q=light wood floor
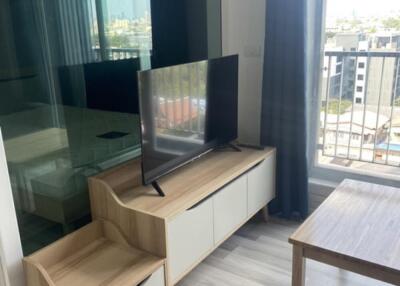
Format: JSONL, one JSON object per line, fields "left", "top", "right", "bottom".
{"left": 177, "top": 215, "right": 391, "bottom": 286}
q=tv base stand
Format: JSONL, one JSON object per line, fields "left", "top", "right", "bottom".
{"left": 228, "top": 143, "right": 242, "bottom": 152}
{"left": 152, "top": 181, "right": 166, "bottom": 197}
{"left": 216, "top": 143, "right": 242, "bottom": 152}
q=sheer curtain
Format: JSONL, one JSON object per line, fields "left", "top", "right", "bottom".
{"left": 261, "top": 0, "right": 324, "bottom": 219}
{"left": 57, "top": 0, "right": 97, "bottom": 65}
{"left": 5, "top": 0, "right": 97, "bottom": 211}
{"left": 33, "top": 0, "right": 97, "bottom": 66}
{"left": 306, "top": 0, "right": 326, "bottom": 170}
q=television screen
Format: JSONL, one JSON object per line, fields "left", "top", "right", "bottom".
{"left": 138, "top": 55, "right": 238, "bottom": 185}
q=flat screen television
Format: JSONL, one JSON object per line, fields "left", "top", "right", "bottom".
{"left": 138, "top": 55, "right": 238, "bottom": 194}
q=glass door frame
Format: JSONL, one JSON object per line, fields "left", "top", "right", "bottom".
{"left": 0, "top": 128, "right": 25, "bottom": 286}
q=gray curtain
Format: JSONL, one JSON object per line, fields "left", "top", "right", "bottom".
{"left": 261, "top": 0, "right": 324, "bottom": 219}
{"left": 33, "top": 0, "right": 96, "bottom": 67}
{"left": 57, "top": 0, "right": 96, "bottom": 65}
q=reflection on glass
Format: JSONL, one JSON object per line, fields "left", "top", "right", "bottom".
{"left": 140, "top": 63, "right": 208, "bottom": 179}
{"left": 97, "top": 0, "right": 152, "bottom": 68}
{"left": 0, "top": 0, "right": 221, "bottom": 255}
{"left": 152, "top": 62, "right": 208, "bottom": 145}
{"left": 139, "top": 56, "right": 238, "bottom": 184}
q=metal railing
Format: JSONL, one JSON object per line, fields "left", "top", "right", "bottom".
{"left": 91, "top": 47, "right": 204, "bottom": 137}
{"left": 93, "top": 48, "right": 151, "bottom": 61}
{"left": 154, "top": 63, "right": 206, "bottom": 137}
{"left": 321, "top": 51, "right": 400, "bottom": 166}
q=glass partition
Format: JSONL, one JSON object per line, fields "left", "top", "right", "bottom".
{"left": 0, "top": 0, "right": 221, "bottom": 255}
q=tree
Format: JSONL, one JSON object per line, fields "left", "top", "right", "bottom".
{"left": 395, "top": 97, "right": 400, "bottom": 107}
{"left": 322, "top": 99, "right": 352, "bottom": 115}
{"left": 383, "top": 17, "right": 400, "bottom": 31}
{"left": 326, "top": 31, "right": 336, "bottom": 40}
{"left": 350, "top": 19, "right": 362, "bottom": 29}
{"left": 109, "top": 34, "right": 131, "bottom": 48}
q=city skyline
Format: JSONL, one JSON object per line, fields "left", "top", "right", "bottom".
{"left": 320, "top": 1, "right": 400, "bottom": 169}
{"left": 106, "top": 0, "right": 150, "bottom": 20}
{"left": 327, "top": 0, "right": 400, "bottom": 19}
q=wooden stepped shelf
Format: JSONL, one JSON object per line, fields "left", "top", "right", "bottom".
{"left": 23, "top": 220, "right": 165, "bottom": 286}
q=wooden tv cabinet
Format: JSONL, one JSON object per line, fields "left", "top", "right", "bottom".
{"left": 89, "top": 147, "right": 276, "bottom": 286}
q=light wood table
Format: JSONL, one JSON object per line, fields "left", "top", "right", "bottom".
{"left": 289, "top": 179, "right": 400, "bottom": 286}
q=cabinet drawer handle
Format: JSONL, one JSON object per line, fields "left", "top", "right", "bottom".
{"left": 137, "top": 274, "right": 151, "bottom": 286}
{"left": 250, "top": 160, "right": 264, "bottom": 171}
{"left": 186, "top": 159, "right": 265, "bottom": 212}
{"left": 187, "top": 195, "right": 211, "bottom": 211}
{"left": 187, "top": 170, "right": 250, "bottom": 212}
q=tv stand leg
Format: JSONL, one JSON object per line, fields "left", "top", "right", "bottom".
{"left": 152, "top": 181, "right": 166, "bottom": 197}
{"left": 228, "top": 143, "right": 242, "bottom": 152}
{"left": 261, "top": 206, "right": 269, "bottom": 222}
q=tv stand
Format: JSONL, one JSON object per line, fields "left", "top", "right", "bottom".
{"left": 88, "top": 147, "right": 276, "bottom": 285}
{"left": 216, "top": 143, "right": 242, "bottom": 152}
{"left": 152, "top": 181, "right": 166, "bottom": 197}
{"left": 228, "top": 143, "right": 242, "bottom": 152}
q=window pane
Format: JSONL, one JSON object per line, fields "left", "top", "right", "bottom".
{"left": 319, "top": 0, "right": 400, "bottom": 176}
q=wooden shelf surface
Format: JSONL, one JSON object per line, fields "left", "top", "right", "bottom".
{"left": 24, "top": 220, "right": 164, "bottom": 286}
{"left": 49, "top": 240, "right": 162, "bottom": 286}
{"left": 91, "top": 147, "right": 276, "bottom": 220}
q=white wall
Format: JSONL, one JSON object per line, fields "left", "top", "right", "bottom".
{"left": 222, "top": 0, "right": 266, "bottom": 145}
{"left": 0, "top": 129, "right": 25, "bottom": 286}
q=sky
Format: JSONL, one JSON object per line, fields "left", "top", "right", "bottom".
{"left": 327, "top": 0, "right": 400, "bottom": 19}
{"left": 106, "top": 0, "right": 150, "bottom": 19}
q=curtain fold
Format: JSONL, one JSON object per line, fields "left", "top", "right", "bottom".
{"left": 261, "top": 0, "right": 323, "bottom": 219}
{"left": 57, "top": 0, "right": 95, "bottom": 65}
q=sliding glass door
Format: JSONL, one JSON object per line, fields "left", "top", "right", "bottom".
{"left": 1, "top": 0, "right": 150, "bottom": 256}
{"left": 1, "top": 0, "right": 221, "bottom": 265}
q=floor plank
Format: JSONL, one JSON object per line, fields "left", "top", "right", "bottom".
{"left": 177, "top": 216, "right": 391, "bottom": 286}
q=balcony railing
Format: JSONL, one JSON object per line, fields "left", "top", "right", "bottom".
{"left": 91, "top": 47, "right": 204, "bottom": 137}
{"left": 153, "top": 62, "right": 206, "bottom": 137}
{"left": 93, "top": 48, "right": 151, "bottom": 61}
{"left": 320, "top": 51, "right": 400, "bottom": 167}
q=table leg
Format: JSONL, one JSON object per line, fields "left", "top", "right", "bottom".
{"left": 292, "top": 245, "right": 306, "bottom": 286}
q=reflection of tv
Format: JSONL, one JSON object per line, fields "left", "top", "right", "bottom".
{"left": 138, "top": 55, "right": 238, "bottom": 193}
{"left": 59, "top": 58, "right": 141, "bottom": 114}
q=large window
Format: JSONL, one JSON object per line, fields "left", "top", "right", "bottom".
{"left": 316, "top": 0, "right": 400, "bottom": 179}
{"left": 0, "top": 0, "right": 221, "bottom": 255}
{"left": 93, "top": 0, "right": 152, "bottom": 65}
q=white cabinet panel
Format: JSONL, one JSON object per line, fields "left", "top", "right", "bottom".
{"left": 140, "top": 266, "right": 165, "bottom": 286}
{"left": 167, "top": 197, "right": 214, "bottom": 283}
{"left": 248, "top": 154, "right": 276, "bottom": 216}
{"left": 213, "top": 175, "right": 247, "bottom": 244}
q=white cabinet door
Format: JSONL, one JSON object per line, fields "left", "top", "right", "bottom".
{"left": 247, "top": 154, "right": 276, "bottom": 216}
{"left": 140, "top": 266, "right": 165, "bottom": 286}
{"left": 213, "top": 175, "right": 247, "bottom": 244}
{"left": 167, "top": 197, "right": 214, "bottom": 283}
